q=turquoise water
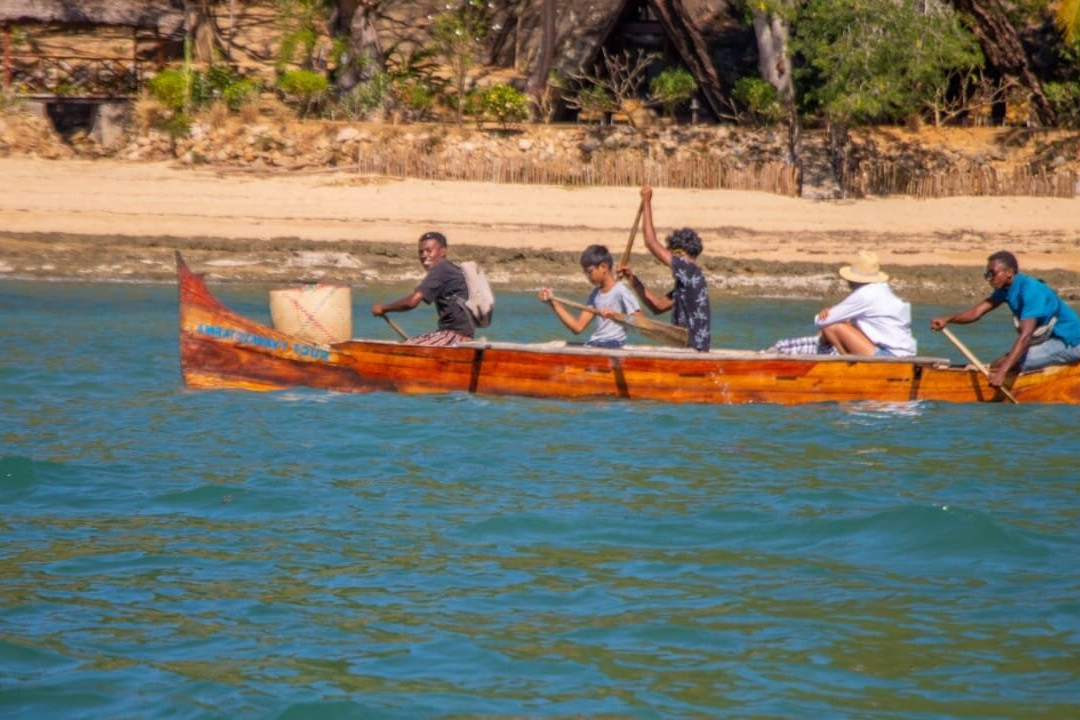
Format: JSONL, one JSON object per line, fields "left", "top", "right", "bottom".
{"left": 1, "top": 279, "right": 1078, "bottom": 719}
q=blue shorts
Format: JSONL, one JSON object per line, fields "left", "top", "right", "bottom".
{"left": 874, "top": 346, "right": 895, "bottom": 357}
{"left": 586, "top": 339, "right": 624, "bottom": 349}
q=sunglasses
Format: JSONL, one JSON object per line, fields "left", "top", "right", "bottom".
{"left": 984, "top": 268, "right": 1002, "bottom": 280}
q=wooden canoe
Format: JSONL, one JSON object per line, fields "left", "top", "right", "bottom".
{"left": 177, "top": 253, "right": 1080, "bottom": 404}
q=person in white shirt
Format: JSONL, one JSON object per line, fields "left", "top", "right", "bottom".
{"left": 766, "top": 251, "right": 917, "bottom": 357}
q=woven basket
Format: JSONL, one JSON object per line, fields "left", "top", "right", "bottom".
{"left": 269, "top": 284, "right": 352, "bottom": 344}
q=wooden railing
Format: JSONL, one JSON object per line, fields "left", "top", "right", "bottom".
{"left": 4, "top": 53, "right": 141, "bottom": 99}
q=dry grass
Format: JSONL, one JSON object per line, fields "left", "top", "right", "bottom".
{"left": 132, "top": 96, "right": 168, "bottom": 133}
{"left": 205, "top": 101, "right": 230, "bottom": 129}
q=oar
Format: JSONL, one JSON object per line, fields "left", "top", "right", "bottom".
{"left": 382, "top": 314, "right": 409, "bottom": 340}
{"left": 619, "top": 200, "right": 644, "bottom": 272}
{"left": 940, "top": 326, "right": 1019, "bottom": 404}
{"left": 550, "top": 295, "right": 689, "bottom": 347}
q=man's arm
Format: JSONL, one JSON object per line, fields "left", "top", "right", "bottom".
{"left": 929, "top": 298, "right": 997, "bottom": 330}
{"left": 814, "top": 290, "right": 872, "bottom": 328}
{"left": 538, "top": 288, "right": 594, "bottom": 334}
{"left": 551, "top": 302, "right": 594, "bottom": 334}
{"left": 988, "top": 317, "right": 1036, "bottom": 387}
{"left": 619, "top": 268, "right": 673, "bottom": 314}
{"left": 372, "top": 290, "right": 423, "bottom": 316}
{"left": 640, "top": 187, "right": 673, "bottom": 268}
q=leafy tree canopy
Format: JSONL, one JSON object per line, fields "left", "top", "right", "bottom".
{"left": 791, "top": 0, "right": 983, "bottom": 124}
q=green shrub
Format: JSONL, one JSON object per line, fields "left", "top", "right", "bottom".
{"left": 148, "top": 66, "right": 260, "bottom": 114}
{"left": 205, "top": 65, "right": 236, "bottom": 92}
{"left": 202, "top": 65, "right": 257, "bottom": 110}
{"left": 278, "top": 69, "right": 329, "bottom": 96}
{"left": 222, "top": 78, "right": 261, "bottom": 111}
{"left": 649, "top": 67, "right": 697, "bottom": 118}
{"left": 340, "top": 71, "right": 392, "bottom": 120}
{"left": 573, "top": 85, "right": 614, "bottom": 122}
{"left": 733, "top": 77, "right": 783, "bottom": 124}
{"left": 1045, "top": 81, "right": 1080, "bottom": 128}
{"left": 393, "top": 79, "right": 436, "bottom": 119}
{"left": 187, "top": 71, "right": 214, "bottom": 108}
{"left": 147, "top": 69, "right": 190, "bottom": 111}
{"left": 278, "top": 69, "right": 329, "bottom": 116}
{"left": 481, "top": 83, "right": 530, "bottom": 127}
{"left": 462, "top": 87, "right": 487, "bottom": 127}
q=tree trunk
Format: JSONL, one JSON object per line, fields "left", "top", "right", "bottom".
{"left": 751, "top": 7, "right": 801, "bottom": 186}
{"left": 950, "top": 0, "right": 1055, "bottom": 126}
{"left": 333, "top": 0, "right": 384, "bottom": 91}
{"left": 183, "top": 1, "right": 217, "bottom": 63}
{"left": 751, "top": 9, "right": 794, "bottom": 108}
{"left": 524, "top": 0, "right": 555, "bottom": 114}
{"left": 827, "top": 120, "right": 854, "bottom": 198}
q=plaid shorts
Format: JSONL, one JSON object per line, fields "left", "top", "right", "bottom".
{"left": 403, "top": 329, "right": 472, "bottom": 347}
{"left": 765, "top": 335, "right": 838, "bottom": 356}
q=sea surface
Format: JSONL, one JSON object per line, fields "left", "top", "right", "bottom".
{"left": 1, "top": 278, "right": 1078, "bottom": 720}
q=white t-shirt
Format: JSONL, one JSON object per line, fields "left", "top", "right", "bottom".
{"left": 587, "top": 283, "right": 641, "bottom": 345}
{"left": 814, "top": 282, "right": 917, "bottom": 356}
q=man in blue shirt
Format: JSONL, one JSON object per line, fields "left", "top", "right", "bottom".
{"left": 930, "top": 251, "right": 1080, "bottom": 388}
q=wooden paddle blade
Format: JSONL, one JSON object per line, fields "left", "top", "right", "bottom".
{"left": 622, "top": 313, "right": 689, "bottom": 346}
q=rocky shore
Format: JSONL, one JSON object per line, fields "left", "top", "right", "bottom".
{"left": 1, "top": 102, "right": 1079, "bottom": 303}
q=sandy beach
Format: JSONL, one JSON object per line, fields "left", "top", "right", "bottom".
{"left": 1, "top": 157, "right": 1078, "bottom": 298}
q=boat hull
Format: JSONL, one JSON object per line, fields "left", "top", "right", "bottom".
{"left": 177, "top": 253, "right": 1080, "bottom": 404}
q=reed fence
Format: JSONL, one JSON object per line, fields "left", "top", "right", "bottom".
{"left": 344, "top": 143, "right": 1074, "bottom": 199}
{"left": 352, "top": 147, "right": 802, "bottom": 196}
{"left": 847, "top": 162, "right": 1077, "bottom": 199}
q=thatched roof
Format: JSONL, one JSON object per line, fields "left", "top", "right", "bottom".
{"left": 503, "top": 0, "right": 727, "bottom": 120}
{"left": 0, "top": 0, "right": 183, "bottom": 36}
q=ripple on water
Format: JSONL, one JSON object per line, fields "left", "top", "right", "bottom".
{"left": 1, "top": 281, "right": 1078, "bottom": 718}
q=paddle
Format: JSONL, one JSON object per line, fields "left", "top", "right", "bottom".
{"left": 940, "top": 326, "right": 1019, "bottom": 404}
{"left": 549, "top": 294, "right": 689, "bottom": 347}
{"left": 382, "top": 314, "right": 409, "bottom": 341}
{"left": 619, "top": 200, "right": 644, "bottom": 272}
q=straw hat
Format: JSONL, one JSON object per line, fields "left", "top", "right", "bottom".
{"left": 838, "top": 251, "right": 889, "bottom": 283}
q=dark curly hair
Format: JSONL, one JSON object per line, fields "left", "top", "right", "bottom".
{"left": 666, "top": 228, "right": 703, "bottom": 258}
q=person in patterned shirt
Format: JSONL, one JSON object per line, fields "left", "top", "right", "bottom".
{"left": 617, "top": 186, "right": 711, "bottom": 351}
